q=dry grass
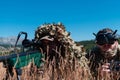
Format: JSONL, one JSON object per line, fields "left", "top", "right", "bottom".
{"left": 0, "top": 58, "right": 120, "bottom": 80}
{"left": 0, "top": 46, "right": 120, "bottom": 80}
{"left": 0, "top": 63, "right": 7, "bottom": 79}
{"left": 0, "top": 47, "right": 92, "bottom": 80}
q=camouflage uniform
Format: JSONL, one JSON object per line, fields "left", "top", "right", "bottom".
{"left": 86, "top": 45, "right": 120, "bottom": 79}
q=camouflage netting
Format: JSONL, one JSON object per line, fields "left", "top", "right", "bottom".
{"left": 33, "top": 22, "right": 92, "bottom": 80}
{"left": 0, "top": 22, "right": 92, "bottom": 80}
{"left": 34, "top": 22, "right": 88, "bottom": 67}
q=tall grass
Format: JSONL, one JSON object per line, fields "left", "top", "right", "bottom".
{"left": 0, "top": 46, "right": 120, "bottom": 80}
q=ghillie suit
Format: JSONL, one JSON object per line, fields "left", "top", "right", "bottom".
{"left": 87, "top": 46, "right": 120, "bottom": 80}
{"left": 34, "top": 22, "right": 92, "bottom": 80}
{"left": 0, "top": 23, "right": 92, "bottom": 80}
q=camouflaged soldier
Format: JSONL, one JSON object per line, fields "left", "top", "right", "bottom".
{"left": 86, "top": 28, "right": 120, "bottom": 80}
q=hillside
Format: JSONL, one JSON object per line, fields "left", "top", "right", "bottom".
{"left": 76, "top": 40, "right": 96, "bottom": 52}
{"left": 77, "top": 39, "right": 120, "bottom": 53}
{"left": 0, "top": 37, "right": 22, "bottom": 54}
{"left": 0, "top": 37, "right": 22, "bottom": 45}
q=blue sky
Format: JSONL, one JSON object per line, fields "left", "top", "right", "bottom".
{"left": 0, "top": 0, "right": 120, "bottom": 41}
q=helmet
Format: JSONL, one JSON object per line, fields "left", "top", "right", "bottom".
{"left": 93, "top": 28, "right": 119, "bottom": 45}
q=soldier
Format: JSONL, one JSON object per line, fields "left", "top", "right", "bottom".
{"left": 86, "top": 28, "right": 120, "bottom": 80}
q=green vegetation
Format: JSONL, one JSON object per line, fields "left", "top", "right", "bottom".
{"left": 76, "top": 39, "right": 120, "bottom": 53}
{"left": 1, "top": 39, "right": 120, "bottom": 54}
{"left": 76, "top": 40, "right": 95, "bottom": 53}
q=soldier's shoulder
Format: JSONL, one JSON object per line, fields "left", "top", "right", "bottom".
{"left": 91, "top": 46, "right": 101, "bottom": 53}
{"left": 117, "top": 45, "right": 120, "bottom": 54}
{"left": 117, "top": 45, "right": 120, "bottom": 50}
{"left": 86, "top": 46, "right": 100, "bottom": 58}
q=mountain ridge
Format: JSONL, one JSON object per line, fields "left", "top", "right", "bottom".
{"left": 0, "top": 36, "right": 22, "bottom": 45}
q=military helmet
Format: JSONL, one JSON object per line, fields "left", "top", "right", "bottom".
{"left": 93, "top": 28, "right": 119, "bottom": 45}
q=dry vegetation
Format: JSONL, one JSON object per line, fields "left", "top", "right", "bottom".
{"left": 0, "top": 23, "right": 120, "bottom": 80}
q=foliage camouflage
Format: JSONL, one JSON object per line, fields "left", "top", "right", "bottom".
{"left": 33, "top": 22, "right": 92, "bottom": 80}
